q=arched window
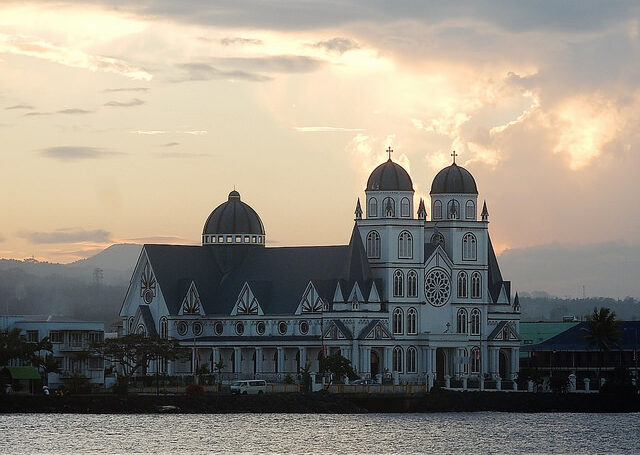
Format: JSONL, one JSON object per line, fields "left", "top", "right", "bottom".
{"left": 457, "top": 308, "right": 468, "bottom": 334}
{"left": 457, "top": 271, "right": 468, "bottom": 298}
{"left": 462, "top": 233, "right": 477, "bottom": 260}
{"left": 462, "top": 348, "right": 469, "bottom": 374}
{"left": 383, "top": 197, "right": 395, "bottom": 217}
{"left": 401, "top": 198, "right": 410, "bottom": 217}
{"left": 470, "top": 346, "right": 481, "bottom": 374}
{"left": 407, "top": 307, "right": 417, "bottom": 334}
{"left": 366, "top": 231, "right": 380, "bottom": 258}
{"left": 392, "top": 307, "right": 404, "bottom": 334}
{"left": 398, "top": 231, "right": 413, "bottom": 259}
{"left": 471, "top": 272, "right": 481, "bottom": 298}
{"left": 393, "top": 270, "right": 404, "bottom": 297}
{"left": 431, "top": 232, "right": 445, "bottom": 249}
{"left": 406, "top": 346, "right": 417, "bottom": 373}
{"left": 433, "top": 200, "right": 442, "bottom": 219}
{"left": 393, "top": 346, "right": 403, "bottom": 372}
{"left": 471, "top": 308, "right": 481, "bottom": 334}
{"left": 160, "top": 317, "right": 168, "bottom": 339}
{"left": 369, "top": 198, "right": 378, "bottom": 218}
{"left": 447, "top": 199, "right": 460, "bottom": 219}
{"left": 465, "top": 200, "right": 476, "bottom": 219}
{"left": 407, "top": 270, "right": 418, "bottom": 298}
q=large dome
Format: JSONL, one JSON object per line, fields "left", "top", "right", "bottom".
{"left": 430, "top": 163, "right": 478, "bottom": 194}
{"left": 203, "top": 191, "right": 265, "bottom": 236}
{"left": 366, "top": 159, "right": 414, "bottom": 191}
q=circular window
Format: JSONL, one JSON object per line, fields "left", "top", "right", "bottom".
{"left": 235, "top": 321, "right": 245, "bottom": 335}
{"left": 192, "top": 322, "right": 203, "bottom": 336}
{"left": 177, "top": 321, "right": 188, "bottom": 336}
{"left": 256, "top": 321, "right": 266, "bottom": 335}
{"left": 214, "top": 321, "right": 223, "bottom": 336}
{"left": 424, "top": 268, "right": 451, "bottom": 307}
{"left": 142, "top": 288, "right": 154, "bottom": 304}
{"left": 278, "top": 321, "right": 287, "bottom": 335}
{"left": 299, "top": 321, "right": 309, "bottom": 335}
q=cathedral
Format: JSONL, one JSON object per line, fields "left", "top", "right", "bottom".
{"left": 120, "top": 150, "right": 521, "bottom": 387}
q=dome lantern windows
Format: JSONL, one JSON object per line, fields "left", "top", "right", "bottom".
{"left": 368, "top": 198, "right": 378, "bottom": 218}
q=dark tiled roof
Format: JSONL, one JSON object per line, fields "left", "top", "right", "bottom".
{"left": 521, "top": 321, "right": 640, "bottom": 352}
{"left": 430, "top": 163, "right": 478, "bottom": 194}
{"left": 487, "top": 234, "right": 510, "bottom": 303}
{"left": 366, "top": 159, "right": 414, "bottom": 191}
{"left": 138, "top": 305, "right": 158, "bottom": 337}
{"left": 203, "top": 191, "right": 265, "bottom": 235}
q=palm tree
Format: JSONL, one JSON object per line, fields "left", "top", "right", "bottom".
{"left": 582, "top": 307, "right": 622, "bottom": 386}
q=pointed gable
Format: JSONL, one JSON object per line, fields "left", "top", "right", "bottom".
{"left": 322, "top": 319, "right": 353, "bottom": 340}
{"left": 179, "top": 281, "right": 203, "bottom": 316}
{"left": 367, "top": 281, "right": 381, "bottom": 303}
{"left": 357, "top": 319, "right": 393, "bottom": 340}
{"left": 342, "top": 224, "right": 372, "bottom": 283}
{"left": 347, "top": 282, "right": 365, "bottom": 303}
{"left": 296, "top": 282, "right": 324, "bottom": 314}
{"left": 488, "top": 321, "right": 519, "bottom": 341}
{"left": 333, "top": 281, "right": 345, "bottom": 303}
{"left": 231, "top": 282, "right": 264, "bottom": 316}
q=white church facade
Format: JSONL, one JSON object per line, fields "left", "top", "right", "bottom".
{"left": 120, "top": 151, "right": 521, "bottom": 387}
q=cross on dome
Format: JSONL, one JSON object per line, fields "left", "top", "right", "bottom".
{"left": 387, "top": 146, "right": 393, "bottom": 161}
{"left": 451, "top": 150, "right": 458, "bottom": 164}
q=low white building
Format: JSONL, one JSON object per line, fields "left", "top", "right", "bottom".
{"left": 120, "top": 153, "right": 520, "bottom": 388}
{"left": 0, "top": 315, "right": 105, "bottom": 388}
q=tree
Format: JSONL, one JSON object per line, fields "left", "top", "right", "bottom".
{"left": 0, "top": 328, "right": 53, "bottom": 368}
{"left": 88, "top": 333, "right": 188, "bottom": 393}
{"left": 214, "top": 359, "right": 225, "bottom": 387}
{"left": 582, "top": 307, "right": 622, "bottom": 385}
{"left": 319, "top": 352, "right": 358, "bottom": 383}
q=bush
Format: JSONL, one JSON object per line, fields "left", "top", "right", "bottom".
{"left": 284, "top": 374, "right": 295, "bottom": 384}
{"left": 185, "top": 384, "right": 205, "bottom": 395}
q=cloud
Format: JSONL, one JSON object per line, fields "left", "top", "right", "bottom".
{"left": 295, "top": 126, "right": 365, "bottom": 132}
{"left": 104, "top": 98, "right": 145, "bottom": 107}
{"left": 158, "top": 151, "right": 210, "bottom": 158}
{"left": 183, "top": 130, "right": 208, "bottom": 135}
{"left": 0, "top": 33, "right": 152, "bottom": 80}
{"left": 57, "top": 108, "right": 93, "bottom": 114}
{"left": 162, "top": 142, "right": 179, "bottom": 147}
{"left": 0, "top": 234, "right": 5, "bottom": 242}
{"left": 211, "top": 56, "right": 323, "bottom": 73}
{"left": 19, "top": 228, "right": 111, "bottom": 244}
{"left": 103, "top": 87, "right": 149, "bottom": 93}
{"left": 174, "top": 63, "right": 271, "bottom": 82}
{"left": 131, "top": 130, "right": 166, "bottom": 135}
{"left": 312, "top": 37, "right": 360, "bottom": 54}
{"left": 23, "top": 111, "right": 52, "bottom": 117}
{"left": 123, "top": 235, "right": 196, "bottom": 244}
{"left": 40, "top": 146, "right": 122, "bottom": 161}
{"left": 5, "top": 104, "right": 34, "bottom": 110}
{"left": 220, "top": 37, "right": 263, "bottom": 46}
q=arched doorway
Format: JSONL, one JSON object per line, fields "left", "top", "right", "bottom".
{"left": 499, "top": 349, "right": 509, "bottom": 379}
{"left": 436, "top": 349, "right": 446, "bottom": 381}
{"left": 370, "top": 350, "right": 380, "bottom": 377}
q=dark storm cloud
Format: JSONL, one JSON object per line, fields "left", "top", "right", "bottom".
{"left": 19, "top": 229, "right": 112, "bottom": 244}
{"left": 173, "top": 63, "right": 272, "bottom": 82}
{"left": 103, "top": 98, "right": 145, "bottom": 107}
{"left": 5, "top": 104, "right": 34, "bottom": 110}
{"left": 312, "top": 37, "right": 360, "bottom": 54}
{"left": 40, "top": 146, "right": 123, "bottom": 161}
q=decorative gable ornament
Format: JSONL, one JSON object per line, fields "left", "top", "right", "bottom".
{"left": 140, "top": 261, "right": 156, "bottom": 304}
{"left": 232, "top": 283, "right": 264, "bottom": 316}
{"left": 180, "top": 282, "right": 202, "bottom": 315}
{"left": 361, "top": 320, "right": 393, "bottom": 340}
{"left": 300, "top": 283, "right": 324, "bottom": 313}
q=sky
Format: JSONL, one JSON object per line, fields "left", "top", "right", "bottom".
{"left": 1, "top": 1, "right": 640, "bottom": 269}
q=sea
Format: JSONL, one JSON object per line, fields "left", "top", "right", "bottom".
{"left": 0, "top": 412, "right": 638, "bottom": 454}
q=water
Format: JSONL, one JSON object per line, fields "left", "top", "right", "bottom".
{"left": 0, "top": 413, "right": 638, "bottom": 454}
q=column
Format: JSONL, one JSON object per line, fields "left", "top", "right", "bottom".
{"left": 299, "top": 347, "right": 307, "bottom": 371}
{"left": 255, "top": 347, "right": 263, "bottom": 374}
{"left": 511, "top": 347, "right": 519, "bottom": 379}
{"left": 384, "top": 347, "right": 392, "bottom": 373}
{"left": 277, "top": 347, "right": 284, "bottom": 374}
{"left": 360, "top": 346, "right": 371, "bottom": 375}
{"left": 351, "top": 341, "right": 359, "bottom": 374}
{"left": 234, "top": 347, "right": 241, "bottom": 375}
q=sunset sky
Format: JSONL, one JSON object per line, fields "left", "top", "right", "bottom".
{"left": 1, "top": 1, "right": 639, "bottom": 263}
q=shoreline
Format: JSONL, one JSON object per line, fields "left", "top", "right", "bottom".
{"left": 1, "top": 390, "right": 639, "bottom": 414}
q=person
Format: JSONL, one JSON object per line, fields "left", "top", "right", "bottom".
{"left": 42, "top": 385, "right": 50, "bottom": 396}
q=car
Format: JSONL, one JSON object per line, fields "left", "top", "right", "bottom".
{"left": 230, "top": 380, "right": 267, "bottom": 395}
{"left": 351, "top": 378, "right": 377, "bottom": 385}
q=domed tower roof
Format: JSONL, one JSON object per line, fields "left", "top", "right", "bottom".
{"left": 430, "top": 163, "right": 478, "bottom": 194}
{"left": 203, "top": 191, "right": 265, "bottom": 237}
{"left": 366, "top": 159, "right": 414, "bottom": 191}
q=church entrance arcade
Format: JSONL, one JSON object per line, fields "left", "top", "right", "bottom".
{"left": 370, "top": 350, "right": 380, "bottom": 377}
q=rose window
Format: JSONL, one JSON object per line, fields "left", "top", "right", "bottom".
{"left": 424, "top": 268, "right": 451, "bottom": 307}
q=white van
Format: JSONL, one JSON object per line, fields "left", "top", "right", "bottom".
{"left": 230, "top": 380, "right": 267, "bottom": 395}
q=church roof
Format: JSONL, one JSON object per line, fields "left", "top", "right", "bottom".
{"left": 366, "top": 159, "right": 414, "bottom": 191}
{"left": 488, "top": 234, "right": 510, "bottom": 303}
{"left": 203, "top": 190, "right": 265, "bottom": 236}
{"left": 144, "top": 239, "right": 376, "bottom": 316}
{"left": 430, "top": 163, "right": 478, "bottom": 194}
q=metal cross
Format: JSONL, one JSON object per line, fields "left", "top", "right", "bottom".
{"left": 451, "top": 150, "right": 458, "bottom": 164}
{"left": 387, "top": 146, "right": 393, "bottom": 160}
